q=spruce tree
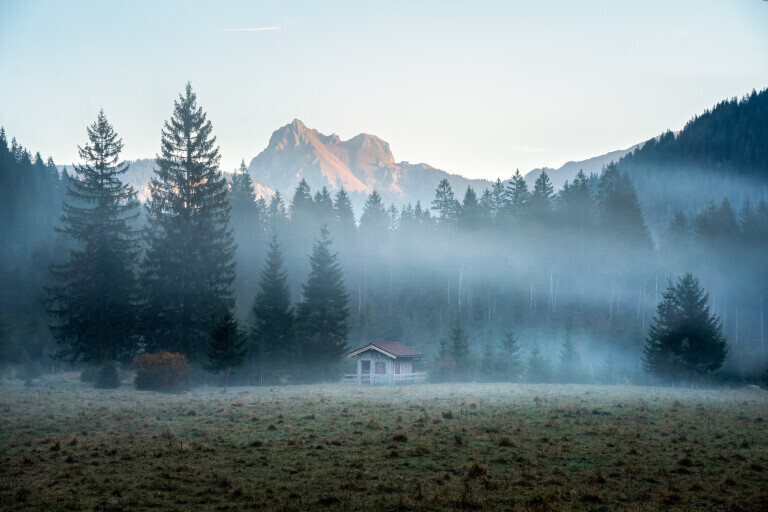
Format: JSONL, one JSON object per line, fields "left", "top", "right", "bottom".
{"left": 267, "top": 190, "right": 289, "bottom": 235}
{"left": 498, "top": 330, "right": 523, "bottom": 381}
{"left": 289, "top": 179, "right": 314, "bottom": 226}
{"left": 49, "top": 110, "right": 140, "bottom": 364}
{"left": 360, "top": 190, "right": 388, "bottom": 233}
{"left": 529, "top": 170, "right": 554, "bottom": 219}
{"left": 449, "top": 316, "right": 470, "bottom": 380}
{"left": 526, "top": 346, "right": 551, "bottom": 383}
{"left": 142, "top": 83, "right": 236, "bottom": 360}
{"left": 459, "top": 186, "right": 481, "bottom": 230}
{"left": 643, "top": 273, "right": 728, "bottom": 383}
{"left": 314, "top": 186, "right": 334, "bottom": 227}
{"left": 431, "top": 178, "right": 459, "bottom": 225}
{"left": 333, "top": 188, "right": 356, "bottom": 232}
{"left": 480, "top": 339, "right": 495, "bottom": 381}
{"left": 251, "top": 234, "right": 295, "bottom": 383}
{"left": 296, "top": 225, "right": 350, "bottom": 382}
{"left": 229, "top": 159, "right": 265, "bottom": 318}
{"left": 505, "top": 169, "right": 530, "bottom": 217}
{"left": 558, "top": 338, "right": 581, "bottom": 383}
{"left": 205, "top": 310, "right": 248, "bottom": 392}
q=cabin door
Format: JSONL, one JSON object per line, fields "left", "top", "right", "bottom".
{"left": 361, "top": 360, "right": 370, "bottom": 384}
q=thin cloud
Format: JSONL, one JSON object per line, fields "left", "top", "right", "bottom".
{"left": 214, "top": 26, "right": 281, "bottom": 33}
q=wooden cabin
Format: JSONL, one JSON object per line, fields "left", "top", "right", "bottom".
{"left": 346, "top": 342, "right": 425, "bottom": 385}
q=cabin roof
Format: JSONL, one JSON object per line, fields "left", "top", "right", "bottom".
{"left": 346, "top": 342, "right": 424, "bottom": 359}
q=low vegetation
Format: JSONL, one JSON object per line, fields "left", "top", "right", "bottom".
{"left": 1, "top": 381, "right": 767, "bottom": 511}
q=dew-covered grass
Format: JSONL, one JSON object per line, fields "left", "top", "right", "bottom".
{"left": 1, "top": 381, "right": 767, "bottom": 511}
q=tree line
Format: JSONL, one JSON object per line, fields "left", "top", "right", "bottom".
{"left": 0, "top": 84, "right": 766, "bottom": 386}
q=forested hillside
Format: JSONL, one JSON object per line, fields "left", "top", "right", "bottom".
{"left": 1, "top": 89, "right": 767, "bottom": 386}
{"left": 619, "top": 88, "right": 768, "bottom": 233}
{"left": 0, "top": 129, "right": 63, "bottom": 368}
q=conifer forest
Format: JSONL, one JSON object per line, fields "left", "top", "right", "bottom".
{"left": 1, "top": 86, "right": 766, "bottom": 387}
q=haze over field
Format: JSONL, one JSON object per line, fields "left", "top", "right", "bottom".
{"left": 2, "top": 2, "right": 768, "bottom": 510}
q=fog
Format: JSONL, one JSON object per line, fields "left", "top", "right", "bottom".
{"left": 1, "top": 125, "right": 766, "bottom": 387}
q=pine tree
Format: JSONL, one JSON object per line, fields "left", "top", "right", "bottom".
{"left": 251, "top": 234, "right": 295, "bottom": 383}
{"left": 459, "top": 186, "right": 481, "bottom": 230}
{"left": 480, "top": 339, "right": 495, "bottom": 381}
{"left": 359, "top": 190, "right": 388, "bottom": 233}
{"left": 49, "top": 110, "right": 140, "bottom": 364}
{"left": 498, "top": 330, "right": 523, "bottom": 381}
{"left": 558, "top": 338, "right": 581, "bottom": 383}
{"left": 505, "top": 169, "right": 530, "bottom": 218}
{"left": 431, "top": 178, "right": 459, "bottom": 225}
{"left": 333, "top": 188, "right": 356, "bottom": 231}
{"left": 529, "top": 170, "right": 554, "bottom": 219}
{"left": 267, "top": 190, "right": 289, "bottom": 235}
{"left": 229, "top": 159, "right": 265, "bottom": 318}
{"left": 296, "top": 225, "right": 350, "bottom": 382}
{"left": 205, "top": 311, "right": 248, "bottom": 392}
{"left": 643, "top": 273, "right": 728, "bottom": 383}
{"left": 142, "top": 83, "right": 236, "bottom": 360}
{"left": 526, "top": 346, "right": 551, "bottom": 383}
{"left": 449, "top": 316, "right": 470, "bottom": 380}
{"left": 597, "top": 163, "right": 653, "bottom": 252}
{"left": 289, "top": 179, "right": 314, "bottom": 225}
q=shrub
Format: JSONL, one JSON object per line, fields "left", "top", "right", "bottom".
{"left": 133, "top": 351, "right": 190, "bottom": 392}
{"left": 95, "top": 360, "right": 121, "bottom": 389}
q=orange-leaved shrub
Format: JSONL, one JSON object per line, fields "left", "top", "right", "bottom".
{"left": 133, "top": 351, "right": 190, "bottom": 392}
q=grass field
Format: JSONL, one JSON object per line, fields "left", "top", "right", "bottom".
{"left": 1, "top": 380, "right": 767, "bottom": 511}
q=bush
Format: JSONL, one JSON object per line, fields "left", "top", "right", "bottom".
{"left": 95, "top": 361, "right": 121, "bottom": 389}
{"left": 133, "top": 351, "right": 190, "bottom": 392}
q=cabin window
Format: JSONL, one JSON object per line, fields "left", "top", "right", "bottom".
{"left": 375, "top": 362, "right": 386, "bottom": 374}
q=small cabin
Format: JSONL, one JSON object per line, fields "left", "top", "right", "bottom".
{"left": 345, "top": 342, "right": 425, "bottom": 385}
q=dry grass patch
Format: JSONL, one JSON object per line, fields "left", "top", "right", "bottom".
{"left": 1, "top": 383, "right": 767, "bottom": 511}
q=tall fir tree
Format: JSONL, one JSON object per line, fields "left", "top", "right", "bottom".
{"left": 296, "top": 225, "right": 350, "bottom": 382}
{"left": 49, "top": 110, "right": 140, "bottom": 364}
{"left": 251, "top": 234, "right": 296, "bottom": 383}
{"left": 142, "top": 83, "right": 236, "bottom": 360}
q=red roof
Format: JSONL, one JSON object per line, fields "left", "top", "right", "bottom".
{"left": 347, "top": 342, "right": 423, "bottom": 359}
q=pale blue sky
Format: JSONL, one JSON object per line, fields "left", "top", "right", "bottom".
{"left": 1, "top": 0, "right": 767, "bottom": 180}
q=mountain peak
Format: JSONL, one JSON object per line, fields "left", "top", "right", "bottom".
{"left": 268, "top": 119, "right": 315, "bottom": 149}
{"left": 290, "top": 118, "right": 307, "bottom": 130}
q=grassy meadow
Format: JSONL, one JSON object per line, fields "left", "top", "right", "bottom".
{"left": 1, "top": 379, "right": 767, "bottom": 511}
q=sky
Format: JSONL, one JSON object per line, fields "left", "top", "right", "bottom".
{"left": 1, "top": 0, "right": 767, "bottom": 180}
